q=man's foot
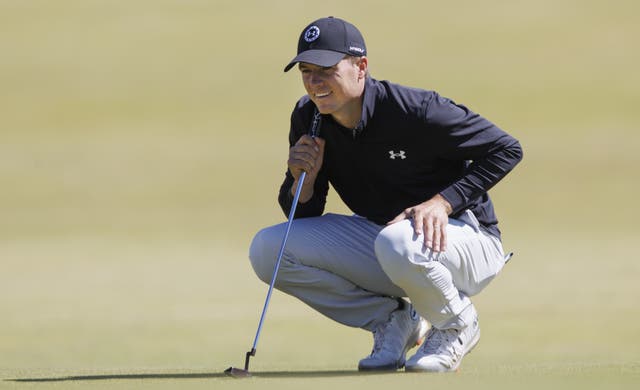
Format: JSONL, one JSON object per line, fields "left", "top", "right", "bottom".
{"left": 358, "top": 302, "right": 428, "bottom": 371}
{"left": 405, "top": 308, "right": 480, "bottom": 372}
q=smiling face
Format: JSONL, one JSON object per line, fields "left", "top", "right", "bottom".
{"left": 299, "top": 56, "right": 368, "bottom": 129}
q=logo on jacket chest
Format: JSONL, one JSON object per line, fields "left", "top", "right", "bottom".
{"left": 388, "top": 150, "right": 406, "bottom": 160}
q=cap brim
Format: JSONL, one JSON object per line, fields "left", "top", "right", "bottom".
{"left": 283, "top": 50, "right": 346, "bottom": 72}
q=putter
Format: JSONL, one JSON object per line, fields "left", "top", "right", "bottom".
{"left": 225, "top": 110, "right": 322, "bottom": 378}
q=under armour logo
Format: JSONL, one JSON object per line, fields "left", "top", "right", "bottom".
{"left": 304, "top": 26, "right": 320, "bottom": 42}
{"left": 388, "top": 150, "right": 406, "bottom": 160}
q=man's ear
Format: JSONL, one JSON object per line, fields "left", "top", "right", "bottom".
{"left": 357, "top": 56, "right": 368, "bottom": 79}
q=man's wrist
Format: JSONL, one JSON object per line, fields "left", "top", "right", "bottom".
{"left": 435, "top": 193, "right": 453, "bottom": 214}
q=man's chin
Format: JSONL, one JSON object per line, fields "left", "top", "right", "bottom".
{"left": 313, "top": 103, "right": 333, "bottom": 115}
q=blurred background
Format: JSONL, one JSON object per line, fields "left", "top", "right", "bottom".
{"left": 1, "top": 0, "right": 638, "bottom": 387}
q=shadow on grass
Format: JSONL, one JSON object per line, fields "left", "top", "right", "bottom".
{"left": 7, "top": 369, "right": 391, "bottom": 382}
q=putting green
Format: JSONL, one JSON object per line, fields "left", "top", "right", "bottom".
{"left": 1, "top": 1, "right": 638, "bottom": 389}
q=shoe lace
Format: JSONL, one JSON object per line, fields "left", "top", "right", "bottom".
{"left": 367, "top": 308, "right": 415, "bottom": 358}
{"left": 370, "top": 323, "right": 388, "bottom": 355}
{"left": 370, "top": 309, "right": 404, "bottom": 355}
{"left": 421, "top": 327, "right": 460, "bottom": 356}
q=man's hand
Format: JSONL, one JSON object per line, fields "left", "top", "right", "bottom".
{"left": 388, "top": 194, "right": 453, "bottom": 252}
{"left": 287, "top": 135, "right": 325, "bottom": 202}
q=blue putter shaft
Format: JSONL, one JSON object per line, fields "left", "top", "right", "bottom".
{"left": 239, "top": 110, "right": 321, "bottom": 373}
{"left": 250, "top": 170, "right": 307, "bottom": 355}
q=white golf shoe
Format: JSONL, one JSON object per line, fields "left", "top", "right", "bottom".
{"left": 358, "top": 303, "right": 428, "bottom": 371}
{"left": 405, "top": 308, "right": 480, "bottom": 372}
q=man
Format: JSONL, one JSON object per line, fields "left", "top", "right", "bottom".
{"left": 249, "top": 16, "right": 522, "bottom": 372}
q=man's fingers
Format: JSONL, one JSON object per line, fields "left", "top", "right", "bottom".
{"left": 387, "top": 209, "right": 449, "bottom": 252}
{"left": 387, "top": 208, "right": 412, "bottom": 225}
{"left": 314, "top": 137, "right": 326, "bottom": 151}
{"left": 423, "top": 217, "right": 434, "bottom": 249}
{"left": 439, "top": 224, "right": 447, "bottom": 252}
{"left": 294, "top": 144, "right": 319, "bottom": 159}
{"left": 424, "top": 221, "right": 447, "bottom": 252}
{"left": 289, "top": 142, "right": 322, "bottom": 176}
{"left": 413, "top": 211, "right": 423, "bottom": 236}
{"left": 295, "top": 134, "right": 316, "bottom": 145}
{"left": 432, "top": 223, "right": 442, "bottom": 252}
{"left": 388, "top": 197, "right": 450, "bottom": 252}
{"left": 387, "top": 214, "right": 404, "bottom": 225}
{"left": 388, "top": 213, "right": 408, "bottom": 225}
{"left": 290, "top": 151, "right": 315, "bottom": 169}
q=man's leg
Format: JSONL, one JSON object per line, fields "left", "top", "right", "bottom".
{"left": 249, "top": 213, "right": 426, "bottom": 369}
{"left": 249, "top": 213, "right": 401, "bottom": 330}
{"left": 374, "top": 210, "right": 506, "bottom": 371}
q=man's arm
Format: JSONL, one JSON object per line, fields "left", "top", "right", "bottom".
{"left": 389, "top": 92, "right": 523, "bottom": 252}
{"left": 426, "top": 93, "right": 523, "bottom": 214}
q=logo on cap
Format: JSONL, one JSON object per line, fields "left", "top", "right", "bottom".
{"left": 304, "top": 26, "right": 320, "bottom": 43}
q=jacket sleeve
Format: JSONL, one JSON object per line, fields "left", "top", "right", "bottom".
{"left": 277, "top": 102, "right": 329, "bottom": 219}
{"left": 424, "top": 93, "right": 523, "bottom": 214}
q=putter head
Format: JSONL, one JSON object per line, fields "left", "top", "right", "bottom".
{"left": 224, "top": 367, "right": 251, "bottom": 378}
{"left": 225, "top": 349, "right": 255, "bottom": 378}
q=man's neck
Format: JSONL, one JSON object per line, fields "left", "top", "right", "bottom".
{"left": 332, "top": 94, "right": 364, "bottom": 129}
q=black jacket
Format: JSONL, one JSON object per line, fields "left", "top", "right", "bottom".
{"left": 279, "top": 77, "right": 523, "bottom": 239}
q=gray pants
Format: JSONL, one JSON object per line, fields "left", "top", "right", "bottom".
{"left": 249, "top": 211, "right": 505, "bottom": 331}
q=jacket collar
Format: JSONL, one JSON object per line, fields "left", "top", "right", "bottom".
{"left": 354, "top": 77, "right": 377, "bottom": 134}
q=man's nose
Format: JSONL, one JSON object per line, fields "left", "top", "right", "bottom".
{"left": 310, "top": 71, "right": 323, "bottom": 84}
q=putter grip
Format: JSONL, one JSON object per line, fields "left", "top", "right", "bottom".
{"left": 288, "top": 110, "right": 321, "bottom": 213}
{"left": 309, "top": 109, "right": 322, "bottom": 138}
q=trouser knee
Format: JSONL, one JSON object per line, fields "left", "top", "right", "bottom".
{"left": 249, "top": 226, "right": 281, "bottom": 284}
{"left": 374, "top": 224, "right": 419, "bottom": 283}
{"left": 375, "top": 222, "right": 453, "bottom": 286}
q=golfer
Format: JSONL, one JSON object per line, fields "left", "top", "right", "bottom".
{"left": 250, "top": 16, "right": 523, "bottom": 372}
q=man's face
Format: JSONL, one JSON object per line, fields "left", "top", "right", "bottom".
{"left": 299, "top": 57, "right": 365, "bottom": 117}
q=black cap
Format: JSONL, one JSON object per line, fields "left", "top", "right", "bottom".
{"left": 284, "top": 17, "right": 367, "bottom": 72}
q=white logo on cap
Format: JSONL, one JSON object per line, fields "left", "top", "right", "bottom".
{"left": 304, "top": 26, "right": 320, "bottom": 42}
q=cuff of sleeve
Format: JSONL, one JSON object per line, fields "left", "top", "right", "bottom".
{"left": 439, "top": 186, "right": 465, "bottom": 215}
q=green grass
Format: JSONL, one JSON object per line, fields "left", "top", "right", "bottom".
{"left": 1, "top": 1, "right": 639, "bottom": 389}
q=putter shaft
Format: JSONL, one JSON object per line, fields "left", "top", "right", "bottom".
{"left": 244, "top": 170, "right": 308, "bottom": 371}
{"left": 229, "top": 110, "right": 321, "bottom": 377}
